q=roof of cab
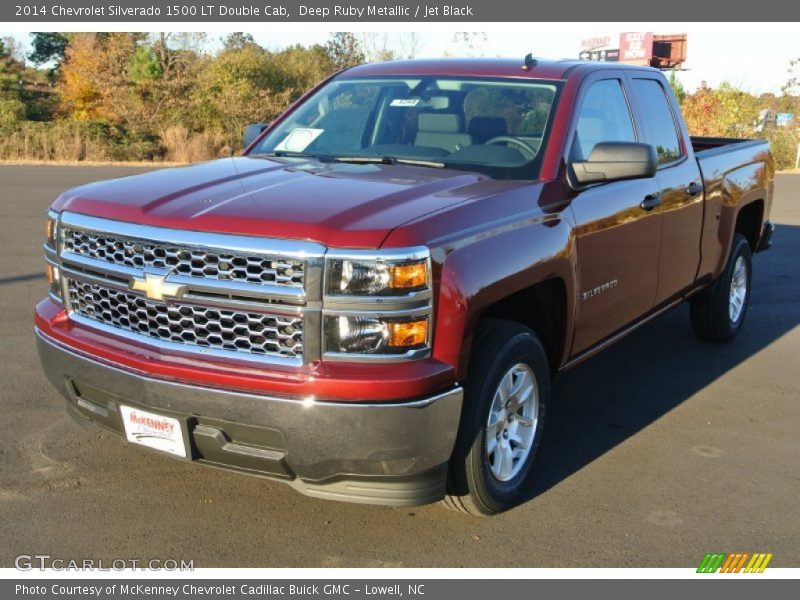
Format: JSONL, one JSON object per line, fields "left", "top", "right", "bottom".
{"left": 342, "top": 57, "right": 658, "bottom": 81}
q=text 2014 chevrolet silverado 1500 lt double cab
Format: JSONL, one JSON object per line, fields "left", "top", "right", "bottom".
{"left": 36, "top": 58, "right": 774, "bottom": 515}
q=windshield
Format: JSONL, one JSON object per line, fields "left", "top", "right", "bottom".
{"left": 248, "top": 76, "right": 561, "bottom": 180}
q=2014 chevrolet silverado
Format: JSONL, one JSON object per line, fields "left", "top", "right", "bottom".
{"left": 36, "top": 58, "right": 774, "bottom": 515}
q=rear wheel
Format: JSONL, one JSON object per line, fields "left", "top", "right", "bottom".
{"left": 443, "top": 319, "right": 550, "bottom": 516}
{"left": 690, "top": 234, "right": 752, "bottom": 342}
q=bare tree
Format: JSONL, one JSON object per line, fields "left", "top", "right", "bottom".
{"left": 397, "top": 33, "right": 423, "bottom": 59}
{"left": 357, "top": 33, "right": 396, "bottom": 62}
{"left": 449, "top": 32, "right": 488, "bottom": 57}
{"left": 783, "top": 57, "right": 800, "bottom": 96}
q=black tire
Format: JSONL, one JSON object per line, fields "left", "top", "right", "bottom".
{"left": 443, "top": 319, "right": 550, "bottom": 516}
{"left": 690, "top": 234, "right": 752, "bottom": 343}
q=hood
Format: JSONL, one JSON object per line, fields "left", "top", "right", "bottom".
{"left": 52, "top": 157, "right": 526, "bottom": 248}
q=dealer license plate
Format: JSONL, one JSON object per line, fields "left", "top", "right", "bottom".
{"left": 119, "top": 405, "right": 187, "bottom": 458}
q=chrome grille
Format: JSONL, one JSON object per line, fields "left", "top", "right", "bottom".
{"left": 66, "top": 279, "right": 303, "bottom": 360}
{"left": 63, "top": 228, "right": 305, "bottom": 288}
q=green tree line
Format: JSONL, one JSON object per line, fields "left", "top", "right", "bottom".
{"left": 0, "top": 33, "right": 798, "bottom": 168}
{"left": 0, "top": 32, "right": 364, "bottom": 162}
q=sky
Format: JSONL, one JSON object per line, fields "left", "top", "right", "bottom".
{"left": 2, "top": 24, "right": 798, "bottom": 95}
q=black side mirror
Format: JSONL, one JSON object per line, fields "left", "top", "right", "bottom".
{"left": 243, "top": 123, "right": 268, "bottom": 148}
{"left": 570, "top": 142, "right": 657, "bottom": 187}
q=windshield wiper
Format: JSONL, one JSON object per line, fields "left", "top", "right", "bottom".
{"left": 332, "top": 155, "right": 445, "bottom": 169}
{"left": 252, "top": 150, "right": 334, "bottom": 161}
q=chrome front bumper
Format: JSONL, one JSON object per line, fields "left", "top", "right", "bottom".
{"left": 36, "top": 329, "right": 463, "bottom": 506}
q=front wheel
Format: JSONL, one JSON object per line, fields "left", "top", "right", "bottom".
{"left": 443, "top": 320, "right": 550, "bottom": 516}
{"left": 690, "top": 234, "right": 752, "bottom": 342}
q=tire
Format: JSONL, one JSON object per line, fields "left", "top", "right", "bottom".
{"left": 690, "top": 234, "right": 752, "bottom": 343}
{"left": 443, "top": 319, "right": 550, "bottom": 516}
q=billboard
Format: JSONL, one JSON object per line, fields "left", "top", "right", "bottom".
{"left": 578, "top": 32, "right": 687, "bottom": 69}
{"left": 619, "top": 32, "right": 654, "bottom": 64}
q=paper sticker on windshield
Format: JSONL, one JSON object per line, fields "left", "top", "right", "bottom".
{"left": 390, "top": 98, "right": 421, "bottom": 107}
{"left": 274, "top": 128, "right": 324, "bottom": 152}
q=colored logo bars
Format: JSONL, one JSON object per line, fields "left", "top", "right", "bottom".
{"left": 697, "top": 553, "right": 773, "bottom": 573}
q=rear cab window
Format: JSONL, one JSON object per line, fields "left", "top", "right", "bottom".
{"left": 630, "top": 78, "right": 683, "bottom": 165}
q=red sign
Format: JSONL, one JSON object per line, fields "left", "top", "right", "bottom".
{"left": 619, "top": 32, "right": 654, "bottom": 64}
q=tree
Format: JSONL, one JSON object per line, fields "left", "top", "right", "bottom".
{"left": 130, "top": 34, "right": 203, "bottom": 128}
{"left": 325, "top": 33, "right": 364, "bottom": 71}
{"left": 2, "top": 37, "right": 26, "bottom": 64}
{"left": 222, "top": 32, "right": 256, "bottom": 51}
{"left": 28, "top": 32, "right": 70, "bottom": 80}
{"left": 357, "top": 33, "right": 397, "bottom": 62}
{"left": 192, "top": 44, "right": 292, "bottom": 137}
{"left": 398, "top": 33, "right": 423, "bottom": 59}
{"left": 129, "top": 45, "right": 163, "bottom": 84}
{"left": 681, "top": 82, "right": 760, "bottom": 137}
{"left": 783, "top": 57, "right": 799, "bottom": 96}
{"left": 57, "top": 33, "right": 145, "bottom": 123}
{"left": 448, "top": 32, "right": 488, "bottom": 57}
{"left": 0, "top": 39, "right": 25, "bottom": 132}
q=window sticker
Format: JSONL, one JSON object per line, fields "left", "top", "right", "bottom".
{"left": 274, "top": 128, "right": 324, "bottom": 152}
{"left": 390, "top": 98, "right": 421, "bottom": 107}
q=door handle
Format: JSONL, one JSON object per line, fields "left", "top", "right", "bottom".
{"left": 640, "top": 193, "right": 662, "bottom": 212}
{"left": 686, "top": 181, "right": 703, "bottom": 197}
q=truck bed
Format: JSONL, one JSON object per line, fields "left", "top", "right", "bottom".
{"left": 690, "top": 136, "right": 765, "bottom": 156}
{"left": 692, "top": 136, "right": 772, "bottom": 283}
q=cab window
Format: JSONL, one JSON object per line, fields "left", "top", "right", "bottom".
{"left": 573, "top": 79, "right": 636, "bottom": 161}
{"left": 631, "top": 78, "right": 683, "bottom": 165}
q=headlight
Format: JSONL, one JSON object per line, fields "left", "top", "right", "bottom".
{"left": 45, "top": 211, "right": 62, "bottom": 302}
{"left": 325, "top": 315, "right": 429, "bottom": 355}
{"left": 325, "top": 249, "right": 430, "bottom": 297}
{"left": 323, "top": 247, "right": 432, "bottom": 360}
{"left": 45, "top": 214, "right": 57, "bottom": 248}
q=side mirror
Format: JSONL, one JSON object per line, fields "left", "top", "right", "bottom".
{"left": 243, "top": 123, "right": 269, "bottom": 148}
{"left": 570, "top": 142, "right": 657, "bottom": 187}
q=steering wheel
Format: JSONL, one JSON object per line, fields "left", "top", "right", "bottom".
{"left": 485, "top": 136, "right": 538, "bottom": 159}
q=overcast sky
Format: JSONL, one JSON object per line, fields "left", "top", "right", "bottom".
{"left": 3, "top": 25, "right": 797, "bottom": 94}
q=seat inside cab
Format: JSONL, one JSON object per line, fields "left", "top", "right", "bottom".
{"left": 414, "top": 113, "right": 473, "bottom": 153}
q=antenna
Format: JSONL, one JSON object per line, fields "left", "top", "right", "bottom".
{"left": 521, "top": 53, "right": 537, "bottom": 71}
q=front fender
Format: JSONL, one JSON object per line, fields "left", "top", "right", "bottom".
{"left": 433, "top": 212, "right": 576, "bottom": 379}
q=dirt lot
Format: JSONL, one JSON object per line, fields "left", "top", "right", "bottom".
{"left": 1, "top": 165, "right": 798, "bottom": 567}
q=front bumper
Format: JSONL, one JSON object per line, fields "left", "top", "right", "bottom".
{"left": 36, "top": 329, "right": 463, "bottom": 506}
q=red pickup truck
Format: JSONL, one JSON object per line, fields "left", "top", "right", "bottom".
{"left": 36, "top": 57, "right": 774, "bottom": 515}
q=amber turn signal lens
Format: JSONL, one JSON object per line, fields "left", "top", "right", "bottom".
{"left": 46, "top": 219, "right": 54, "bottom": 240}
{"left": 387, "top": 319, "right": 428, "bottom": 348}
{"left": 46, "top": 264, "right": 55, "bottom": 284}
{"left": 388, "top": 261, "right": 428, "bottom": 289}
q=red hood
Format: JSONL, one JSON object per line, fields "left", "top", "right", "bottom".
{"left": 51, "top": 157, "right": 524, "bottom": 248}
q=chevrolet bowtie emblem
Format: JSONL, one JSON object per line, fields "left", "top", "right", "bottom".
{"left": 130, "top": 270, "right": 185, "bottom": 301}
